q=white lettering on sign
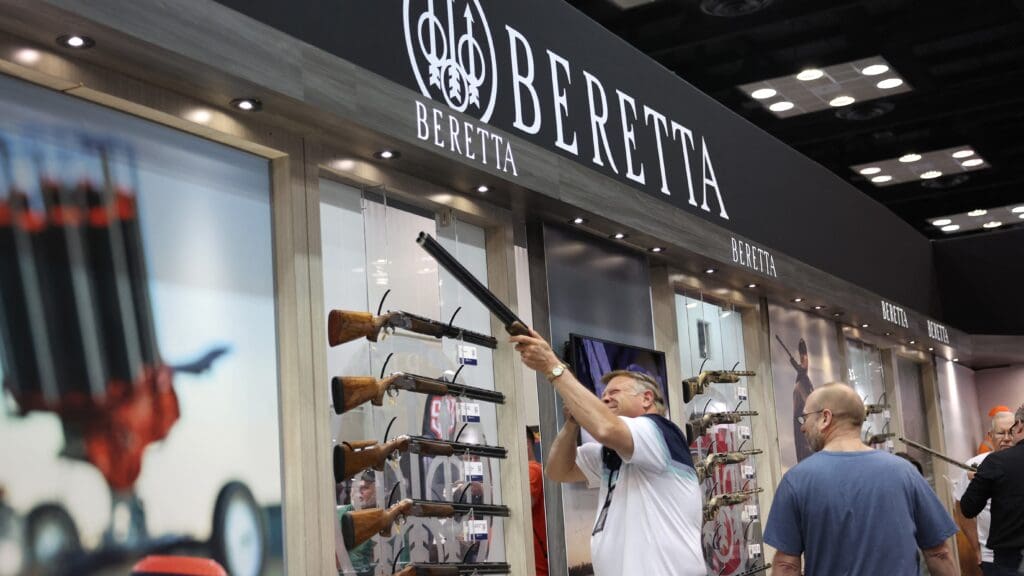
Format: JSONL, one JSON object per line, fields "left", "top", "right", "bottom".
{"left": 731, "top": 237, "right": 778, "bottom": 277}
{"left": 416, "top": 100, "right": 519, "bottom": 176}
{"left": 404, "top": 1, "right": 730, "bottom": 220}
{"left": 880, "top": 300, "right": 910, "bottom": 328}
{"left": 927, "top": 320, "right": 950, "bottom": 344}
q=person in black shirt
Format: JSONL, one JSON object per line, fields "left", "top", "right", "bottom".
{"left": 961, "top": 404, "right": 1024, "bottom": 575}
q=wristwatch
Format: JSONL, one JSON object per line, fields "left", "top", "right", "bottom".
{"left": 546, "top": 363, "right": 569, "bottom": 382}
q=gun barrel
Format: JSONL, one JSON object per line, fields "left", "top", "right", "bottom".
{"left": 399, "top": 310, "right": 499, "bottom": 349}
{"left": 408, "top": 436, "right": 508, "bottom": 459}
{"left": 899, "top": 437, "right": 977, "bottom": 471}
{"left": 417, "top": 232, "right": 530, "bottom": 336}
{"left": 409, "top": 499, "right": 511, "bottom": 518}
{"left": 403, "top": 373, "right": 506, "bottom": 404}
{"left": 394, "top": 563, "right": 512, "bottom": 576}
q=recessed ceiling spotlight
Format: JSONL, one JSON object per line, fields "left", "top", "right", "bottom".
{"left": 931, "top": 219, "right": 952, "bottom": 227}
{"left": 476, "top": 185, "right": 489, "bottom": 193}
{"left": 909, "top": 340, "right": 916, "bottom": 345}
{"left": 983, "top": 221, "right": 1002, "bottom": 229}
{"left": 833, "top": 312, "right": 842, "bottom": 317}
{"left": 920, "top": 170, "right": 943, "bottom": 180}
{"left": 751, "top": 88, "right": 777, "bottom": 99}
{"left": 861, "top": 323, "right": 870, "bottom": 328}
{"left": 928, "top": 347, "right": 934, "bottom": 351}
{"left": 650, "top": 247, "right": 664, "bottom": 253}
{"left": 612, "top": 232, "right": 627, "bottom": 240}
{"left": 952, "top": 357, "right": 959, "bottom": 362}
{"left": 1013, "top": 206, "right": 1024, "bottom": 214}
{"left": 967, "top": 209, "right": 988, "bottom": 217}
{"left": 1019, "top": 213, "right": 1024, "bottom": 220}
{"left": 961, "top": 158, "right": 984, "bottom": 167}
{"left": 870, "top": 175, "right": 893, "bottom": 183}
{"left": 813, "top": 305, "right": 825, "bottom": 310}
{"left": 572, "top": 217, "right": 586, "bottom": 225}
{"left": 885, "top": 331, "right": 892, "bottom": 336}
{"left": 704, "top": 268, "right": 717, "bottom": 274}
{"left": 829, "top": 96, "right": 855, "bottom": 107}
{"left": 792, "top": 297, "right": 804, "bottom": 303}
{"left": 230, "top": 98, "right": 262, "bottom": 112}
{"left": 898, "top": 153, "right": 922, "bottom": 163}
{"left": 374, "top": 149, "right": 400, "bottom": 160}
{"left": 769, "top": 101, "right": 795, "bottom": 112}
{"left": 57, "top": 34, "right": 95, "bottom": 49}
{"left": 747, "top": 283, "right": 759, "bottom": 288}
{"left": 877, "top": 78, "right": 904, "bottom": 89}
{"left": 952, "top": 149, "right": 975, "bottom": 159}
{"left": 861, "top": 64, "right": 890, "bottom": 76}
{"left": 859, "top": 167, "right": 882, "bottom": 175}
{"left": 941, "top": 224, "right": 960, "bottom": 232}
{"left": 797, "top": 68, "right": 825, "bottom": 81}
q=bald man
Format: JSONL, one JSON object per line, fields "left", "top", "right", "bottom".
{"left": 955, "top": 411, "right": 1016, "bottom": 575}
{"left": 764, "top": 383, "right": 958, "bottom": 576}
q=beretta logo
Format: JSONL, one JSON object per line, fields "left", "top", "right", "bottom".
{"left": 404, "top": 0, "right": 498, "bottom": 122}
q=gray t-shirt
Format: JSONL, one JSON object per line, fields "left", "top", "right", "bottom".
{"left": 764, "top": 449, "right": 957, "bottom": 576}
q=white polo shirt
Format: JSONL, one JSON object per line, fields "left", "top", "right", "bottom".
{"left": 953, "top": 452, "right": 993, "bottom": 563}
{"left": 576, "top": 414, "right": 705, "bottom": 576}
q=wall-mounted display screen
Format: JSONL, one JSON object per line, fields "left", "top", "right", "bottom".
{"left": 566, "top": 333, "right": 669, "bottom": 411}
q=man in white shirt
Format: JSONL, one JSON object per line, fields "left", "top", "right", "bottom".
{"left": 511, "top": 329, "right": 705, "bottom": 576}
{"left": 954, "top": 410, "right": 1016, "bottom": 576}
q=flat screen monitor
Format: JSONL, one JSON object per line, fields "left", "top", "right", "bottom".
{"left": 566, "top": 333, "right": 669, "bottom": 412}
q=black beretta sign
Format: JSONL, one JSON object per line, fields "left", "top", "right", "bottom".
{"left": 212, "top": 0, "right": 934, "bottom": 312}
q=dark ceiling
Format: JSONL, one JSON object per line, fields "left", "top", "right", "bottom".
{"left": 568, "top": 0, "right": 1024, "bottom": 240}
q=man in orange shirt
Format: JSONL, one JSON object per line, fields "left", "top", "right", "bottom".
{"left": 528, "top": 427, "right": 548, "bottom": 576}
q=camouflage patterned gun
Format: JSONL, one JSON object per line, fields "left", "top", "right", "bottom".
{"left": 696, "top": 449, "right": 763, "bottom": 482}
{"left": 328, "top": 309, "right": 498, "bottom": 348}
{"left": 865, "top": 432, "right": 896, "bottom": 446}
{"left": 332, "top": 372, "right": 505, "bottom": 414}
{"left": 334, "top": 435, "right": 507, "bottom": 482}
{"left": 392, "top": 563, "right": 511, "bottom": 576}
{"left": 683, "top": 370, "right": 756, "bottom": 402}
{"left": 703, "top": 488, "right": 763, "bottom": 522}
{"left": 864, "top": 403, "right": 888, "bottom": 416}
{"left": 341, "top": 498, "right": 509, "bottom": 550}
{"left": 687, "top": 410, "right": 759, "bottom": 438}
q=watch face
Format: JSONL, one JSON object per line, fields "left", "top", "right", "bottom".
{"left": 550, "top": 365, "right": 564, "bottom": 378}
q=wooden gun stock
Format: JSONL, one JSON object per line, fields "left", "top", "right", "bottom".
{"left": 328, "top": 310, "right": 387, "bottom": 346}
{"left": 334, "top": 437, "right": 457, "bottom": 482}
{"left": 332, "top": 375, "right": 394, "bottom": 414}
{"left": 341, "top": 499, "right": 414, "bottom": 549}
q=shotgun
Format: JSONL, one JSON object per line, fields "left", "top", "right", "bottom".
{"left": 392, "top": 563, "right": 512, "bottom": 576}
{"left": 416, "top": 232, "right": 530, "bottom": 337}
{"left": 864, "top": 403, "right": 888, "bottom": 415}
{"left": 340, "top": 499, "right": 510, "bottom": 549}
{"left": 899, "top": 437, "right": 978, "bottom": 472}
{"left": 696, "top": 449, "right": 763, "bottom": 482}
{"left": 865, "top": 432, "right": 896, "bottom": 446}
{"left": 683, "top": 370, "right": 756, "bottom": 403}
{"left": 331, "top": 372, "right": 505, "bottom": 414}
{"left": 328, "top": 309, "right": 497, "bottom": 348}
{"left": 334, "top": 435, "right": 507, "bottom": 482}
{"left": 703, "top": 488, "right": 763, "bottom": 522}
{"left": 688, "top": 410, "right": 759, "bottom": 437}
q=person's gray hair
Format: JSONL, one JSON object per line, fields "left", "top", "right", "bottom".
{"left": 1016, "top": 404, "right": 1024, "bottom": 427}
{"left": 992, "top": 410, "right": 1015, "bottom": 431}
{"left": 601, "top": 370, "right": 666, "bottom": 415}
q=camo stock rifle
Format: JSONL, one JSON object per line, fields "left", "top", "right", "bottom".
{"left": 328, "top": 309, "right": 498, "bottom": 348}
{"left": 696, "top": 449, "right": 763, "bottom": 482}
{"left": 332, "top": 372, "right": 505, "bottom": 414}
{"left": 688, "top": 410, "right": 759, "bottom": 438}
{"left": 334, "top": 435, "right": 507, "bottom": 482}
{"left": 341, "top": 499, "right": 510, "bottom": 549}
{"left": 682, "top": 370, "right": 756, "bottom": 402}
{"left": 703, "top": 488, "right": 763, "bottom": 522}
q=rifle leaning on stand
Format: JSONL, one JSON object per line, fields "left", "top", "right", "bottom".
{"left": 416, "top": 232, "right": 530, "bottom": 337}
{"left": 328, "top": 309, "right": 498, "bottom": 349}
{"left": 334, "top": 435, "right": 507, "bottom": 482}
{"left": 392, "top": 563, "right": 512, "bottom": 576}
{"left": 332, "top": 372, "right": 505, "bottom": 414}
{"left": 682, "top": 370, "right": 756, "bottom": 403}
{"left": 703, "top": 488, "right": 763, "bottom": 522}
{"left": 341, "top": 499, "right": 510, "bottom": 549}
{"left": 899, "top": 437, "right": 978, "bottom": 472}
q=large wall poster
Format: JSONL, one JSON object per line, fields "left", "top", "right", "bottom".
{"left": 767, "top": 304, "right": 844, "bottom": 472}
{"left": 0, "top": 76, "right": 281, "bottom": 575}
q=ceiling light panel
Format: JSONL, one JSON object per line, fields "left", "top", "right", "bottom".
{"left": 849, "top": 145, "right": 990, "bottom": 187}
{"left": 928, "top": 202, "right": 1024, "bottom": 235}
{"left": 739, "top": 56, "right": 911, "bottom": 118}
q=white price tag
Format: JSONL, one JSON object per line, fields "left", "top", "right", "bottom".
{"left": 745, "top": 504, "right": 760, "bottom": 521}
{"left": 738, "top": 425, "right": 752, "bottom": 440}
{"left": 886, "top": 439, "right": 895, "bottom": 451}
{"left": 464, "top": 461, "right": 484, "bottom": 482}
{"left": 458, "top": 402, "right": 481, "bottom": 423}
{"left": 457, "top": 344, "right": 478, "bottom": 366}
{"left": 883, "top": 409, "right": 891, "bottom": 420}
{"left": 737, "top": 386, "right": 748, "bottom": 401}
{"left": 743, "top": 465, "right": 756, "bottom": 479}
{"left": 748, "top": 543, "right": 762, "bottom": 558}
{"left": 463, "top": 519, "right": 489, "bottom": 541}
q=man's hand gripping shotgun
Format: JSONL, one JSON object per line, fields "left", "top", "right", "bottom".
{"left": 331, "top": 372, "right": 505, "bottom": 414}
{"left": 683, "top": 370, "right": 756, "bottom": 403}
{"left": 703, "top": 488, "right": 764, "bottom": 522}
{"left": 416, "top": 232, "right": 530, "bottom": 337}
{"left": 334, "top": 435, "right": 507, "bottom": 482}
{"left": 340, "top": 498, "right": 510, "bottom": 549}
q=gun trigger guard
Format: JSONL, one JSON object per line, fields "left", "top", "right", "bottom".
{"left": 385, "top": 387, "right": 400, "bottom": 399}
